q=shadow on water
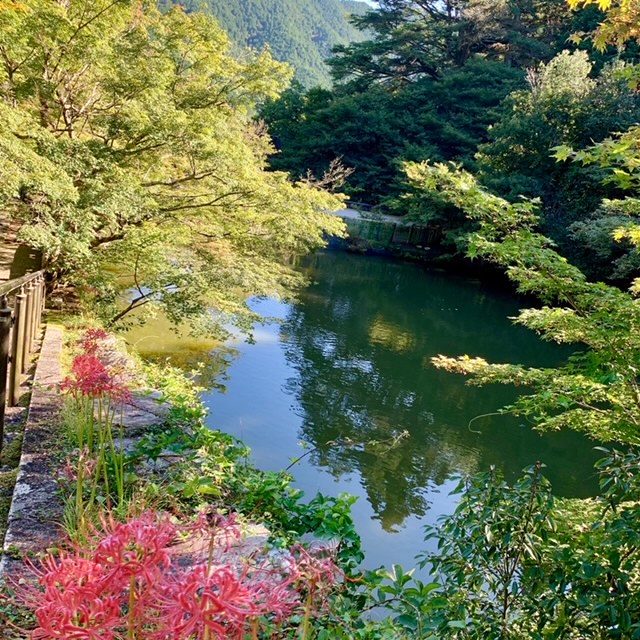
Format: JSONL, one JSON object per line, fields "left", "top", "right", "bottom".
{"left": 124, "top": 313, "right": 238, "bottom": 392}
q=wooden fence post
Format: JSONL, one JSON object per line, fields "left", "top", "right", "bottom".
{"left": 30, "top": 277, "right": 40, "bottom": 347}
{"left": 23, "top": 281, "right": 34, "bottom": 363}
{"left": 9, "top": 290, "right": 25, "bottom": 406}
{"left": 0, "top": 296, "right": 12, "bottom": 454}
{"left": 37, "top": 277, "right": 44, "bottom": 330}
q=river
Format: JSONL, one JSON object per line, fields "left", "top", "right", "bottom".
{"left": 192, "top": 250, "right": 600, "bottom": 571}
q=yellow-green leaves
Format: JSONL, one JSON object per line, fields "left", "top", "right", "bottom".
{"left": 567, "top": 0, "right": 640, "bottom": 50}
{"left": 0, "top": 0, "right": 345, "bottom": 332}
{"left": 567, "top": 0, "right": 612, "bottom": 9}
{"left": 414, "top": 163, "right": 640, "bottom": 445}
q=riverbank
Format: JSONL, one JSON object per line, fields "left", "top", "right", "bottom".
{"left": 329, "top": 208, "right": 520, "bottom": 293}
{"left": 0, "top": 323, "right": 425, "bottom": 638}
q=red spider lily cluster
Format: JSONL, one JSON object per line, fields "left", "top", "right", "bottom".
{"left": 15, "top": 511, "right": 341, "bottom": 640}
{"left": 78, "top": 328, "right": 110, "bottom": 355}
{"left": 60, "top": 330, "right": 131, "bottom": 403}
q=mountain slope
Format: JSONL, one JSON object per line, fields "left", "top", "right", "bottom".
{"left": 179, "top": 0, "right": 371, "bottom": 86}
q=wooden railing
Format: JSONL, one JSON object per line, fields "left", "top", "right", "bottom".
{"left": 0, "top": 271, "right": 46, "bottom": 451}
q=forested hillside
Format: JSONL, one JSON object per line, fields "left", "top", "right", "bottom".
{"left": 171, "top": 0, "right": 370, "bottom": 86}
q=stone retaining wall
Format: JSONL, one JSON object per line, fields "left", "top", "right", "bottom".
{"left": 0, "top": 325, "right": 63, "bottom": 581}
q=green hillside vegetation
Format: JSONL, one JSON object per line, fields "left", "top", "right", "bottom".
{"left": 175, "top": 0, "right": 371, "bottom": 86}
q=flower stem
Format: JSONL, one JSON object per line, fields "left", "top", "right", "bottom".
{"left": 128, "top": 575, "right": 137, "bottom": 639}
{"left": 300, "top": 584, "right": 315, "bottom": 640}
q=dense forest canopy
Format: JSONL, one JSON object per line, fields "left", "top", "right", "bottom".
{"left": 259, "top": 0, "right": 640, "bottom": 280}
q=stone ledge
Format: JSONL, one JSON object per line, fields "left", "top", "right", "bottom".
{"left": 0, "top": 325, "right": 64, "bottom": 582}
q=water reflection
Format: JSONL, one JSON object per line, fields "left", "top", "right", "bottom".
{"left": 125, "top": 313, "right": 237, "bottom": 392}
{"left": 201, "top": 251, "right": 600, "bottom": 565}
{"left": 279, "top": 252, "right": 599, "bottom": 531}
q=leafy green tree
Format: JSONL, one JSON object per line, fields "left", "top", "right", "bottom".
{"left": 478, "top": 50, "right": 640, "bottom": 269}
{"left": 0, "top": 0, "right": 344, "bottom": 332}
{"left": 329, "top": 0, "right": 579, "bottom": 89}
{"left": 261, "top": 59, "right": 522, "bottom": 205}
{"left": 569, "top": 0, "right": 640, "bottom": 50}
{"left": 401, "top": 162, "right": 640, "bottom": 445}
{"left": 568, "top": 200, "right": 640, "bottom": 283}
{"left": 411, "top": 457, "right": 640, "bottom": 638}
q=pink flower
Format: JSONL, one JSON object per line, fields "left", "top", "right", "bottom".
{"left": 291, "top": 544, "right": 341, "bottom": 587}
{"left": 93, "top": 512, "right": 177, "bottom": 585}
{"left": 14, "top": 511, "right": 343, "bottom": 640}
{"left": 18, "top": 553, "right": 122, "bottom": 640}
{"left": 59, "top": 448, "right": 97, "bottom": 483}
{"left": 60, "top": 354, "right": 131, "bottom": 403}
{"left": 31, "top": 592, "right": 122, "bottom": 640}
{"left": 78, "top": 329, "right": 110, "bottom": 355}
{"left": 239, "top": 563, "right": 300, "bottom": 622}
{"left": 157, "top": 565, "right": 259, "bottom": 639}
{"left": 186, "top": 510, "right": 241, "bottom": 554}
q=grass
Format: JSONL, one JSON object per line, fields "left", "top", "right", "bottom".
{"left": 0, "top": 470, "right": 19, "bottom": 545}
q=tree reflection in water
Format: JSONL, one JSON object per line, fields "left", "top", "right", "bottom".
{"left": 279, "top": 252, "right": 599, "bottom": 531}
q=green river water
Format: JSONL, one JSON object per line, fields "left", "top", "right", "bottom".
{"left": 134, "top": 250, "right": 601, "bottom": 571}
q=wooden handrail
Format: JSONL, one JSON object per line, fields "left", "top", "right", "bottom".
{"left": 0, "top": 271, "right": 47, "bottom": 453}
{"left": 0, "top": 269, "right": 45, "bottom": 298}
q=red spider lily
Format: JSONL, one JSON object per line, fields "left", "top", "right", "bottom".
{"left": 17, "top": 553, "right": 122, "bottom": 640}
{"left": 60, "top": 448, "right": 97, "bottom": 483}
{"left": 21, "top": 554, "right": 109, "bottom": 601}
{"left": 60, "top": 354, "right": 131, "bottom": 403}
{"left": 239, "top": 563, "right": 301, "bottom": 622}
{"left": 186, "top": 510, "right": 241, "bottom": 553}
{"left": 291, "top": 544, "right": 342, "bottom": 587}
{"left": 156, "top": 565, "right": 260, "bottom": 639}
{"left": 93, "top": 512, "right": 177, "bottom": 585}
{"left": 78, "top": 328, "right": 110, "bottom": 355}
{"left": 15, "top": 511, "right": 342, "bottom": 640}
{"left": 30, "top": 592, "right": 122, "bottom": 640}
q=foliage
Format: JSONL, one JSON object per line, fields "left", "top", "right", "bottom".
{"left": 167, "top": 0, "right": 370, "bottom": 87}
{"left": 261, "top": 59, "right": 523, "bottom": 206}
{"left": 256, "top": 453, "right": 640, "bottom": 639}
{"left": 0, "top": 0, "right": 345, "bottom": 332}
{"left": 418, "top": 464, "right": 557, "bottom": 639}
{"left": 568, "top": 0, "right": 640, "bottom": 49}
{"left": 478, "top": 50, "right": 640, "bottom": 268}
{"left": 60, "top": 329, "right": 133, "bottom": 536}
{"left": 329, "top": 0, "right": 577, "bottom": 89}
{"left": 413, "top": 456, "right": 640, "bottom": 639}
{"left": 261, "top": 0, "right": 617, "bottom": 234}
{"left": 401, "top": 162, "right": 640, "bottom": 446}
{"left": 568, "top": 201, "right": 640, "bottom": 283}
